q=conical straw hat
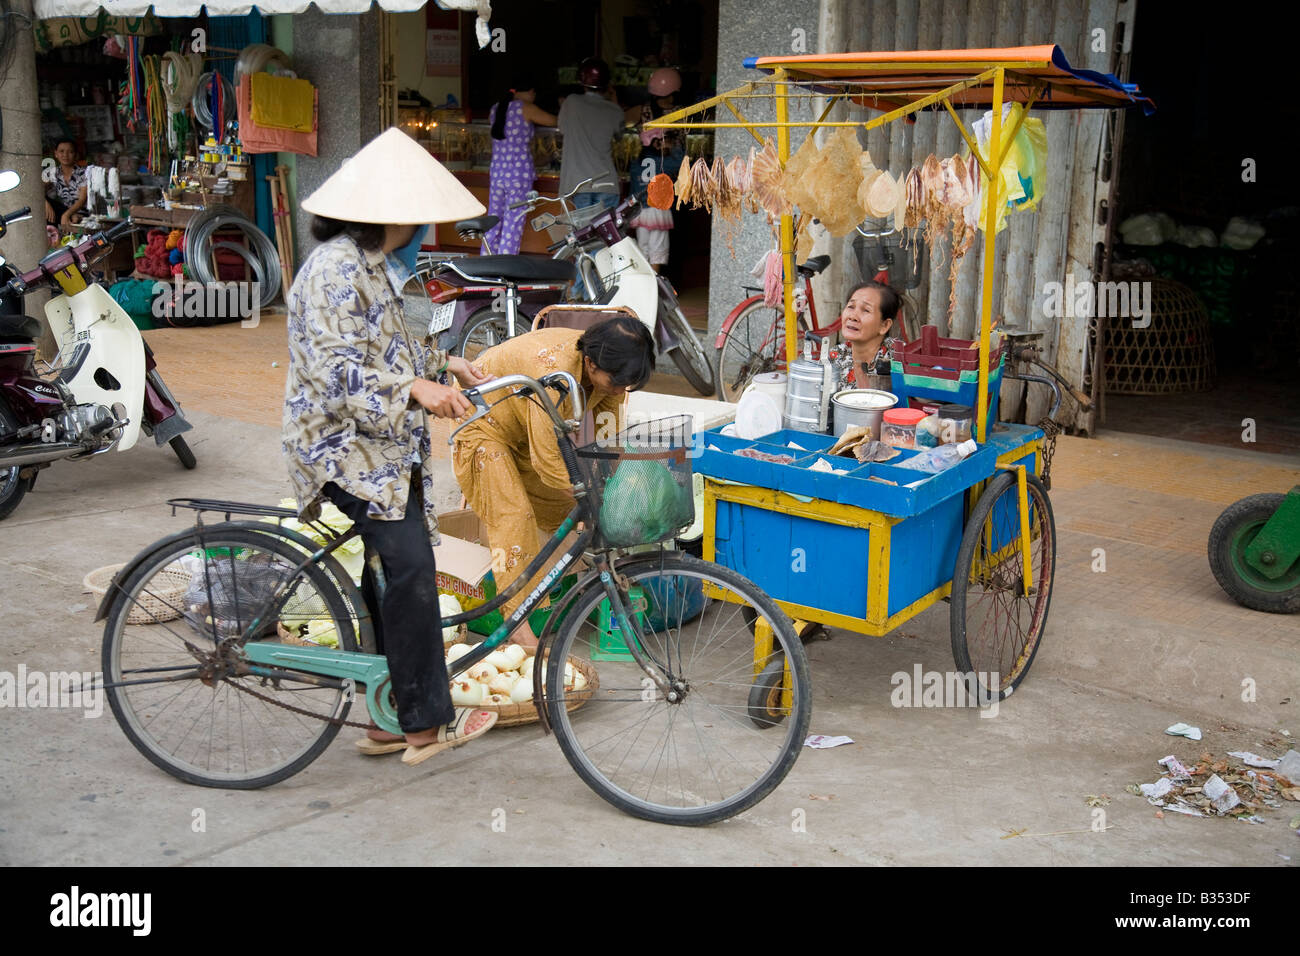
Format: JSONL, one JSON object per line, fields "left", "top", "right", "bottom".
{"left": 301, "top": 127, "right": 485, "bottom": 224}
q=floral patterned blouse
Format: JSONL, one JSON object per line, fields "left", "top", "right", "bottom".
{"left": 283, "top": 234, "right": 448, "bottom": 542}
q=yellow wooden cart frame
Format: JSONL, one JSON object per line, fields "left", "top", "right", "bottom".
{"left": 647, "top": 46, "right": 1152, "bottom": 700}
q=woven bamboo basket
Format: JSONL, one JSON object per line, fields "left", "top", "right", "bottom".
{"left": 84, "top": 563, "right": 189, "bottom": 625}
{"left": 1103, "top": 277, "right": 1216, "bottom": 395}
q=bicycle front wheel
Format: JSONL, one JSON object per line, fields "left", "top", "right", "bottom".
{"left": 546, "top": 553, "right": 811, "bottom": 825}
{"left": 102, "top": 527, "right": 357, "bottom": 789}
{"left": 715, "top": 300, "right": 809, "bottom": 403}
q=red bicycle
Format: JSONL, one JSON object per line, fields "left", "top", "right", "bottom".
{"left": 712, "top": 222, "right": 923, "bottom": 402}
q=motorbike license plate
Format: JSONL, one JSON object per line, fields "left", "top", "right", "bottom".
{"left": 429, "top": 301, "right": 456, "bottom": 336}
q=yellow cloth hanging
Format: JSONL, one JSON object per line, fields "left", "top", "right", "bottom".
{"left": 250, "top": 73, "right": 316, "bottom": 133}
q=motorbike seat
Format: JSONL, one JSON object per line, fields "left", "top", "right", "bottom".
{"left": 452, "top": 256, "right": 577, "bottom": 284}
{"left": 796, "top": 255, "right": 831, "bottom": 277}
{"left": 0, "top": 314, "right": 41, "bottom": 343}
{"left": 455, "top": 215, "right": 500, "bottom": 235}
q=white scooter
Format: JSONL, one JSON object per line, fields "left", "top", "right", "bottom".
{"left": 0, "top": 171, "right": 194, "bottom": 519}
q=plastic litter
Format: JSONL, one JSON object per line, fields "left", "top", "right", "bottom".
{"left": 1227, "top": 750, "right": 1280, "bottom": 769}
{"left": 1165, "top": 722, "right": 1202, "bottom": 741}
{"left": 1203, "top": 774, "right": 1242, "bottom": 813}
{"left": 803, "top": 734, "right": 854, "bottom": 749}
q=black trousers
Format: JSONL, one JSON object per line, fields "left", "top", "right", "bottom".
{"left": 323, "top": 470, "right": 455, "bottom": 733}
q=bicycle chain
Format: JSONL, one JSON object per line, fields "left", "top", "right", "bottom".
{"left": 221, "top": 676, "right": 374, "bottom": 729}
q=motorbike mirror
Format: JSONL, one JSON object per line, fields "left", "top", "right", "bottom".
{"left": 0, "top": 170, "right": 19, "bottom": 193}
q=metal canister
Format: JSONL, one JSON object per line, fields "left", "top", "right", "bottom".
{"left": 783, "top": 341, "right": 828, "bottom": 431}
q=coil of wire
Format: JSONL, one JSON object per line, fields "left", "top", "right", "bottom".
{"left": 191, "top": 72, "right": 236, "bottom": 131}
{"left": 234, "top": 43, "right": 294, "bottom": 83}
{"left": 160, "top": 51, "right": 202, "bottom": 114}
{"left": 186, "top": 204, "right": 281, "bottom": 308}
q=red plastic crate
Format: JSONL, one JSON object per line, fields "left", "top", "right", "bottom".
{"left": 894, "top": 325, "right": 1004, "bottom": 381}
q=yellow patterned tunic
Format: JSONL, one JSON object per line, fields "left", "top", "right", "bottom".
{"left": 452, "top": 328, "right": 626, "bottom": 614}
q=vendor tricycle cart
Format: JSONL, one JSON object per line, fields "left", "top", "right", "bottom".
{"left": 647, "top": 45, "right": 1153, "bottom": 706}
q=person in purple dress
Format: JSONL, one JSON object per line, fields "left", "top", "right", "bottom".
{"left": 484, "top": 79, "right": 556, "bottom": 255}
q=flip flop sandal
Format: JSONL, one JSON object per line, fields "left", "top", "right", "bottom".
{"left": 401, "top": 708, "right": 499, "bottom": 766}
{"left": 355, "top": 736, "right": 409, "bottom": 756}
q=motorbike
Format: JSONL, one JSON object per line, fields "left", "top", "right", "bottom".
{"left": 540, "top": 190, "right": 716, "bottom": 395}
{"left": 0, "top": 170, "right": 195, "bottom": 520}
{"left": 416, "top": 214, "right": 576, "bottom": 359}
{"left": 419, "top": 179, "right": 716, "bottom": 395}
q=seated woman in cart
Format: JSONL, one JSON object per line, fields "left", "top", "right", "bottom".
{"left": 452, "top": 315, "right": 656, "bottom": 648}
{"left": 838, "top": 280, "right": 901, "bottom": 386}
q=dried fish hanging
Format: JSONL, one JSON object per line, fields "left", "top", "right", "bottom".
{"left": 751, "top": 137, "right": 789, "bottom": 218}
{"left": 674, "top": 154, "right": 694, "bottom": 209}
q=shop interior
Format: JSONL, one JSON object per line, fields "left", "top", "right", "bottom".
{"left": 392, "top": 0, "right": 720, "bottom": 323}
{"left": 34, "top": 12, "right": 288, "bottom": 326}
{"left": 1106, "top": 11, "right": 1299, "bottom": 454}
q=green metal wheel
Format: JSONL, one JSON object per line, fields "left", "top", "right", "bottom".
{"left": 1208, "top": 493, "right": 1300, "bottom": 614}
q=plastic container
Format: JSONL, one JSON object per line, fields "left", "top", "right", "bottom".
{"left": 881, "top": 407, "right": 927, "bottom": 448}
{"left": 936, "top": 403, "right": 974, "bottom": 444}
{"left": 895, "top": 438, "right": 978, "bottom": 473}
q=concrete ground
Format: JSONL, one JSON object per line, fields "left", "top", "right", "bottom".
{"left": 1, "top": 316, "right": 1297, "bottom": 866}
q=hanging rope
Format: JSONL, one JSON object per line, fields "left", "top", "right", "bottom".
{"left": 143, "top": 54, "right": 167, "bottom": 174}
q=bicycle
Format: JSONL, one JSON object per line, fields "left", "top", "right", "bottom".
{"left": 713, "top": 220, "right": 924, "bottom": 403}
{"left": 95, "top": 372, "right": 812, "bottom": 826}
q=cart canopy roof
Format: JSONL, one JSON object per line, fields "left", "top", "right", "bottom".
{"left": 744, "top": 45, "right": 1154, "bottom": 114}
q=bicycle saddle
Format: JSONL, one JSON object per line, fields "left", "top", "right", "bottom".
{"left": 455, "top": 215, "right": 499, "bottom": 234}
{"left": 452, "top": 256, "right": 577, "bottom": 283}
{"left": 796, "top": 255, "right": 830, "bottom": 277}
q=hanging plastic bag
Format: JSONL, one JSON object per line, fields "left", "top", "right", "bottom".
{"left": 970, "top": 103, "right": 1048, "bottom": 233}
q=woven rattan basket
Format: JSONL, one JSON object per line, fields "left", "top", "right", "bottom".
{"left": 449, "top": 643, "right": 599, "bottom": 728}
{"left": 1103, "top": 277, "right": 1215, "bottom": 395}
{"left": 84, "top": 562, "right": 190, "bottom": 625}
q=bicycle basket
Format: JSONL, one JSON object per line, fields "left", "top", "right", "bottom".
{"left": 576, "top": 415, "right": 696, "bottom": 550}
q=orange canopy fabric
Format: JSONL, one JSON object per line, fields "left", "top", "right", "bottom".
{"left": 745, "top": 45, "right": 1154, "bottom": 113}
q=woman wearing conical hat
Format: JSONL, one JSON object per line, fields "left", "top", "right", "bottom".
{"left": 283, "top": 128, "right": 497, "bottom": 765}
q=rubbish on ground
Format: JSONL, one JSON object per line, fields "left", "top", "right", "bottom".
{"left": 1236, "top": 815, "right": 1265, "bottom": 825}
{"left": 1140, "top": 778, "right": 1174, "bottom": 802}
{"left": 807, "top": 793, "right": 834, "bottom": 801}
{"left": 1227, "top": 750, "right": 1280, "bottom": 769}
{"left": 1165, "top": 722, "right": 1202, "bottom": 741}
{"left": 1084, "top": 794, "right": 1110, "bottom": 807}
{"left": 803, "top": 734, "right": 854, "bottom": 749}
{"left": 1159, "top": 755, "right": 1195, "bottom": 779}
{"left": 1130, "top": 750, "right": 1295, "bottom": 821}
{"left": 1276, "top": 749, "right": 1300, "bottom": 780}
{"left": 1203, "top": 774, "right": 1242, "bottom": 813}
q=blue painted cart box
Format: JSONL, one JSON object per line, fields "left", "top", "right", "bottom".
{"left": 698, "top": 424, "right": 1042, "bottom": 627}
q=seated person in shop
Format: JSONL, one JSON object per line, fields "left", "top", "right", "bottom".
{"left": 451, "top": 315, "right": 655, "bottom": 648}
{"left": 45, "top": 139, "right": 88, "bottom": 230}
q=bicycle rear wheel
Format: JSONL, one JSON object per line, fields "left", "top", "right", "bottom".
{"left": 715, "top": 300, "right": 810, "bottom": 403}
{"left": 546, "top": 553, "right": 811, "bottom": 825}
{"left": 102, "top": 527, "right": 357, "bottom": 789}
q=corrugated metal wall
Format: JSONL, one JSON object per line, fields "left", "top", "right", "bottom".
{"left": 807, "top": 0, "right": 1136, "bottom": 430}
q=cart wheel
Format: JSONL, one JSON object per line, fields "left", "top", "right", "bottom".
{"left": 747, "top": 657, "right": 789, "bottom": 728}
{"left": 950, "top": 471, "right": 1055, "bottom": 702}
{"left": 1208, "top": 494, "right": 1300, "bottom": 613}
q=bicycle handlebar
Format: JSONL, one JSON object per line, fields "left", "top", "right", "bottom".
{"left": 5, "top": 218, "right": 137, "bottom": 296}
{"left": 448, "top": 371, "right": 584, "bottom": 445}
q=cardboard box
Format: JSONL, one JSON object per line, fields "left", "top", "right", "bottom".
{"left": 433, "top": 509, "right": 497, "bottom": 620}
